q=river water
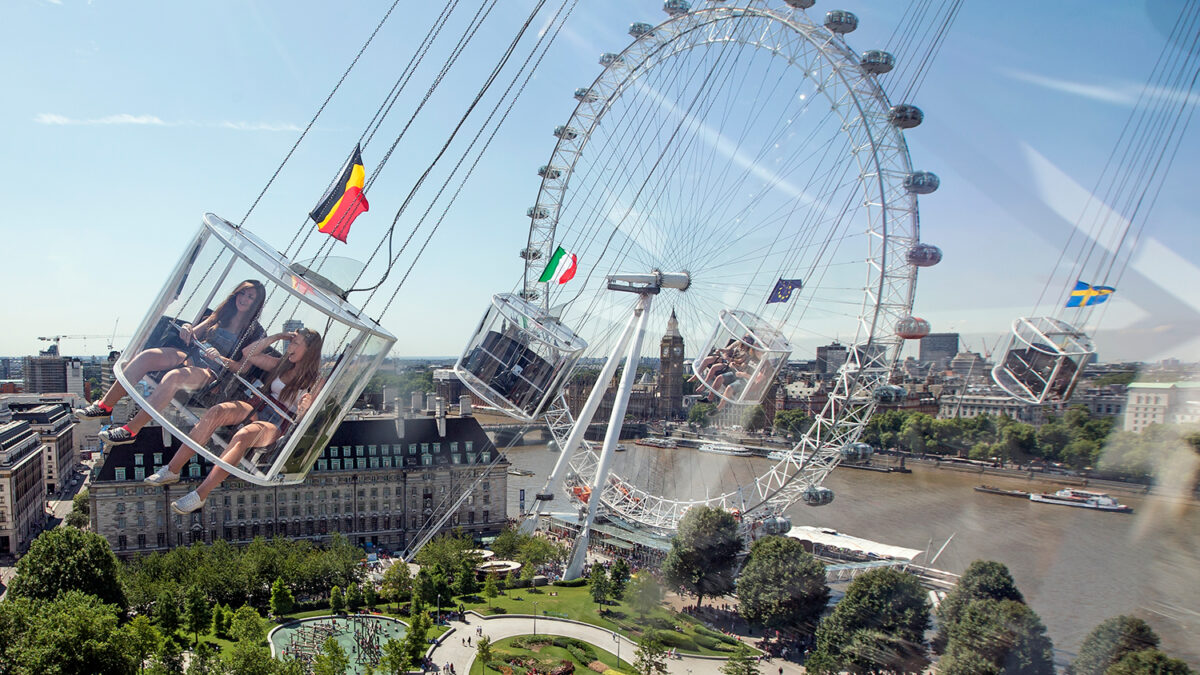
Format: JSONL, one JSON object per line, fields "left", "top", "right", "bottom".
{"left": 499, "top": 443, "right": 1200, "bottom": 666}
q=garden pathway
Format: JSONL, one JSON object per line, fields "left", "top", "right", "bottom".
{"left": 426, "top": 613, "right": 807, "bottom": 675}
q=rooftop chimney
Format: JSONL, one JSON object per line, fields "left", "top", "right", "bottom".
{"left": 459, "top": 395, "right": 473, "bottom": 417}
{"left": 435, "top": 396, "right": 446, "bottom": 437}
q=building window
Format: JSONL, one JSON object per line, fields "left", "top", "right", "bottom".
{"left": 422, "top": 455, "right": 432, "bottom": 466}
{"left": 332, "top": 459, "right": 342, "bottom": 470}
{"left": 117, "top": 535, "right": 127, "bottom": 550}
{"left": 115, "top": 468, "right": 126, "bottom": 481}
{"left": 450, "top": 442, "right": 458, "bottom": 452}
{"left": 153, "top": 453, "right": 163, "bottom": 465}
{"left": 134, "top": 453, "right": 144, "bottom": 466}
{"left": 356, "top": 445, "right": 365, "bottom": 456}
{"left": 134, "top": 467, "right": 145, "bottom": 481}
{"left": 483, "top": 510, "right": 489, "bottom": 522}
{"left": 409, "top": 444, "right": 418, "bottom": 455}
{"left": 368, "top": 445, "right": 377, "bottom": 456}
{"left": 465, "top": 441, "right": 474, "bottom": 452}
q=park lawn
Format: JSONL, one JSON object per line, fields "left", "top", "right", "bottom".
{"left": 457, "top": 586, "right": 747, "bottom": 657}
{"left": 480, "top": 636, "right": 635, "bottom": 675}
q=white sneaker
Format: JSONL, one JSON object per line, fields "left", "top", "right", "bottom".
{"left": 171, "top": 491, "right": 206, "bottom": 515}
{"left": 144, "top": 467, "right": 180, "bottom": 486}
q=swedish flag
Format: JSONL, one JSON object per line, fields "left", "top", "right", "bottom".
{"left": 1066, "top": 280, "right": 1115, "bottom": 307}
{"left": 767, "top": 278, "right": 804, "bottom": 304}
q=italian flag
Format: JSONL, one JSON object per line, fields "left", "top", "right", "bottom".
{"left": 538, "top": 246, "right": 578, "bottom": 284}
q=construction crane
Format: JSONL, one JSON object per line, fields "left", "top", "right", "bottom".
{"left": 38, "top": 334, "right": 131, "bottom": 354}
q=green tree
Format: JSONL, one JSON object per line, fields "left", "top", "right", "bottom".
{"left": 185, "top": 642, "right": 225, "bottom": 675}
{"left": 211, "top": 604, "right": 229, "bottom": 639}
{"left": 330, "top": 585, "right": 345, "bottom": 613}
{"left": 8, "top": 526, "right": 127, "bottom": 608}
{"left": 227, "top": 639, "right": 283, "bottom": 675}
{"left": 662, "top": 506, "right": 740, "bottom": 608}
{"left": 148, "top": 636, "right": 185, "bottom": 675}
{"left": 773, "top": 408, "right": 812, "bottom": 439}
{"left": 736, "top": 535, "right": 828, "bottom": 632}
{"left": 402, "top": 608, "right": 433, "bottom": 664}
{"left": 939, "top": 599, "right": 1054, "bottom": 675}
{"left": 381, "top": 561, "right": 413, "bottom": 609}
{"left": 628, "top": 573, "right": 664, "bottom": 617}
{"left": 490, "top": 527, "right": 524, "bottom": 559}
{"left": 231, "top": 604, "right": 268, "bottom": 644}
{"left": 609, "top": 558, "right": 631, "bottom": 600}
{"left": 1070, "top": 615, "right": 1161, "bottom": 675}
{"left": 380, "top": 638, "right": 413, "bottom": 675}
{"left": 743, "top": 405, "right": 768, "bottom": 432}
{"left": 364, "top": 583, "right": 378, "bottom": 609}
{"left": 72, "top": 487, "right": 91, "bottom": 515}
{"left": 346, "top": 582, "right": 364, "bottom": 611}
{"left": 720, "top": 643, "right": 760, "bottom": 675}
{"left": 688, "top": 402, "right": 716, "bottom": 427}
{"left": 934, "top": 560, "right": 1025, "bottom": 653}
{"left": 475, "top": 635, "right": 493, "bottom": 675}
{"left": 483, "top": 574, "right": 500, "bottom": 608}
{"left": 805, "top": 568, "right": 930, "bottom": 675}
{"left": 1106, "top": 649, "right": 1195, "bottom": 675}
{"left": 66, "top": 509, "right": 90, "bottom": 529}
{"left": 589, "top": 564, "right": 611, "bottom": 606}
{"left": 0, "top": 590, "right": 137, "bottom": 675}
{"left": 157, "top": 590, "right": 181, "bottom": 637}
{"left": 313, "top": 636, "right": 351, "bottom": 675}
{"left": 184, "top": 585, "right": 212, "bottom": 649}
{"left": 633, "top": 630, "right": 669, "bottom": 675}
{"left": 271, "top": 577, "right": 295, "bottom": 617}
{"left": 128, "top": 614, "right": 162, "bottom": 675}
{"left": 415, "top": 530, "right": 478, "bottom": 576}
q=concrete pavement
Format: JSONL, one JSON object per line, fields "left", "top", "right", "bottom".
{"left": 427, "top": 613, "right": 806, "bottom": 675}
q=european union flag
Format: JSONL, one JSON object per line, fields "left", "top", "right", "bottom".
{"left": 1066, "top": 280, "right": 1115, "bottom": 307}
{"left": 767, "top": 278, "right": 804, "bottom": 304}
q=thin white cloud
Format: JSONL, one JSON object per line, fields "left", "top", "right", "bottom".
{"left": 34, "top": 113, "right": 300, "bottom": 132}
{"left": 998, "top": 67, "right": 1200, "bottom": 107}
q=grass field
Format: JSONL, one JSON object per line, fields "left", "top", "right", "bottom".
{"left": 457, "top": 585, "right": 747, "bottom": 657}
{"left": 479, "top": 635, "right": 635, "bottom": 675}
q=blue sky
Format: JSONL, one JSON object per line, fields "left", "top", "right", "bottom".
{"left": 2, "top": 0, "right": 1197, "bottom": 363}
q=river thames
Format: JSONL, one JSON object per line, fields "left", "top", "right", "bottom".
{"left": 500, "top": 443, "right": 1200, "bottom": 667}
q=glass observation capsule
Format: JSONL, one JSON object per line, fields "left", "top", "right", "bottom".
{"left": 860, "top": 50, "right": 895, "bottom": 74}
{"left": 840, "top": 442, "right": 874, "bottom": 461}
{"left": 802, "top": 486, "right": 835, "bottom": 506}
{"left": 825, "top": 10, "right": 858, "bottom": 34}
{"left": 537, "top": 165, "right": 563, "bottom": 180}
{"left": 111, "top": 214, "right": 395, "bottom": 486}
{"left": 889, "top": 104, "right": 924, "bottom": 129}
{"left": 906, "top": 243, "right": 943, "bottom": 267}
{"left": 574, "top": 88, "right": 599, "bottom": 103}
{"left": 784, "top": 0, "right": 816, "bottom": 8}
{"left": 895, "top": 316, "right": 931, "bottom": 340}
{"left": 599, "top": 53, "right": 624, "bottom": 68}
{"left": 553, "top": 125, "right": 579, "bottom": 141}
{"left": 629, "top": 22, "right": 655, "bottom": 38}
{"left": 527, "top": 206, "right": 551, "bottom": 220}
{"left": 664, "top": 0, "right": 691, "bottom": 17}
{"left": 873, "top": 384, "right": 908, "bottom": 404}
{"left": 904, "top": 171, "right": 940, "bottom": 194}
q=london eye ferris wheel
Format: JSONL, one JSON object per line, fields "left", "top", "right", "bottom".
{"left": 454, "top": 0, "right": 942, "bottom": 560}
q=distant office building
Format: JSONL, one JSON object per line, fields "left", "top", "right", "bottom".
{"left": 90, "top": 414, "right": 507, "bottom": 557}
{"left": 919, "top": 333, "right": 959, "bottom": 370}
{"left": 0, "top": 421, "right": 47, "bottom": 556}
{"left": 1069, "top": 384, "right": 1126, "bottom": 420}
{"left": 9, "top": 403, "right": 75, "bottom": 495}
{"left": 948, "top": 352, "right": 990, "bottom": 381}
{"left": 282, "top": 319, "right": 305, "bottom": 334}
{"left": 1123, "top": 381, "right": 1200, "bottom": 432}
{"left": 0, "top": 358, "right": 22, "bottom": 380}
{"left": 815, "top": 342, "right": 849, "bottom": 375}
{"left": 937, "top": 390, "right": 1050, "bottom": 425}
{"left": 23, "top": 355, "right": 84, "bottom": 396}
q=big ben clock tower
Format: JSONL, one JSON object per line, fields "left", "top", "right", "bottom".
{"left": 658, "top": 310, "right": 684, "bottom": 419}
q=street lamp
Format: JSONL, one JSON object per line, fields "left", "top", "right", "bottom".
{"left": 437, "top": 594, "right": 442, "bottom": 625}
{"left": 532, "top": 601, "right": 540, "bottom": 636}
{"left": 613, "top": 633, "right": 621, "bottom": 669}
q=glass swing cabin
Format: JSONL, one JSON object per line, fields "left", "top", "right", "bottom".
{"left": 114, "top": 213, "right": 396, "bottom": 486}
{"left": 992, "top": 316, "right": 1095, "bottom": 405}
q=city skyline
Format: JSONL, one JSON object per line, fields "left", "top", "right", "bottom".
{"left": 2, "top": 0, "right": 1198, "bottom": 364}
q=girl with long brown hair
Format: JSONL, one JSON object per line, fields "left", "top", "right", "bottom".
{"left": 143, "top": 328, "right": 325, "bottom": 514}
{"left": 76, "top": 279, "right": 267, "bottom": 445}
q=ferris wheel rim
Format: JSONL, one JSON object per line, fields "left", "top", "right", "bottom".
{"left": 525, "top": 2, "right": 924, "bottom": 532}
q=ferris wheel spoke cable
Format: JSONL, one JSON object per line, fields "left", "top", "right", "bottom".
{"left": 902, "top": 0, "right": 964, "bottom": 102}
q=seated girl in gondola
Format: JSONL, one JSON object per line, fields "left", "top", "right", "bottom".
{"left": 141, "top": 328, "right": 323, "bottom": 514}
{"left": 74, "top": 280, "right": 267, "bottom": 445}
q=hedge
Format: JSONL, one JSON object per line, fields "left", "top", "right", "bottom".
{"left": 552, "top": 578, "right": 588, "bottom": 588}
{"left": 654, "top": 632, "right": 697, "bottom": 651}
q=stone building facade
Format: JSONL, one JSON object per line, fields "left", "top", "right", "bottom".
{"left": 90, "top": 413, "right": 508, "bottom": 558}
{"left": 10, "top": 403, "right": 75, "bottom": 495}
{"left": 0, "top": 421, "right": 47, "bottom": 556}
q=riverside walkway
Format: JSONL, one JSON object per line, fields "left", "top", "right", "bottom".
{"left": 426, "top": 612, "right": 808, "bottom": 675}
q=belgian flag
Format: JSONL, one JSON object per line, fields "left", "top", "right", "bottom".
{"left": 309, "top": 144, "right": 369, "bottom": 243}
